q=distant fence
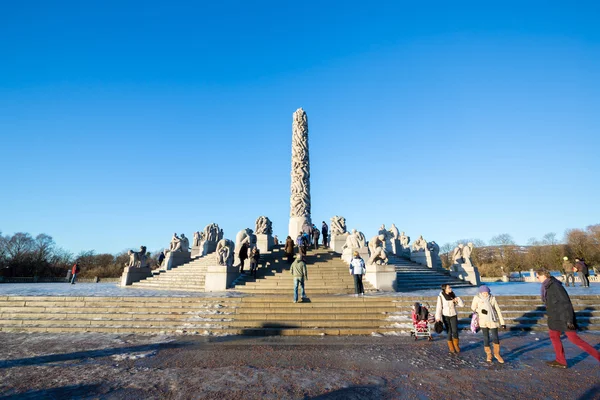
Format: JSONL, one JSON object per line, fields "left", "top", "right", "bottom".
{"left": 0, "top": 277, "right": 120, "bottom": 284}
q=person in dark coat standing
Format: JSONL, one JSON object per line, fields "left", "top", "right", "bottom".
{"left": 312, "top": 227, "right": 320, "bottom": 250}
{"left": 536, "top": 269, "right": 600, "bottom": 368}
{"left": 238, "top": 242, "right": 249, "bottom": 274}
{"left": 574, "top": 258, "right": 590, "bottom": 287}
{"left": 321, "top": 221, "right": 329, "bottom": 248}
{"left": 284, "top": 236, "right": 295, "bottom": 263}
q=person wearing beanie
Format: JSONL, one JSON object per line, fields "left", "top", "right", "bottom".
{"left": 471, "top": 285, "right": 507, "bottom": 363}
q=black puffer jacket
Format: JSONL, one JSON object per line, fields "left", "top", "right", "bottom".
{"left": 544, "top": 277, "right": 576, "bottom": 332}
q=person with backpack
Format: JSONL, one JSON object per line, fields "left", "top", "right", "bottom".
{"left": 562, "top": 257, "right": 575, "bottom": 287}
{"left": 296, "top": 233, "right": 307, "bottom": 259}
{"left": 536, "top": 269, "right": 600, "bottom": 368}
{"left": 574, "top": 258, "right": 590, "bottom": 287}
{"left": 290, "top": 253, "right": 308, "bottom": 303}
{"left": 435, "top": 284, "right": 464, "bottom": 353}
{"left": 70, "top": 262, "right": 80, "bottom": 284}
{"left": 471, "top": 285, "right": 507, "bottom": 363}
{"left": 349, "top": 250, "right": 366, "bottom": 297}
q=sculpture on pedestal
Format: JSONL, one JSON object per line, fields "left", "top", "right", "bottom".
{"left": 216, "top": 239, "right": 235, "bottom": 267}
{"left": 330, "top": 216, "right": 347, "bottom": 235}
{"left": 169, "top": 233, "right": 180, "bottom": 252}
{"left": 193, "top": 231, "right": 203, "bottom": 247}
{"left": 412, "top": 235, "right": 427, "bottom": 252}
{"left": 452, "top": 244, "right": 464, "bottom": 264}
{"left": 289, "top": 108, "right": 312, "bottom": 237}
{"left": 462, "top": 242, "right": 474, "bottom": 266}
{"left": 368, "top": 234, "right": 389, "bottom": 265}
{"left": 255, "top": 216, "right": 273, "bottom": 235}
{"left": 400, "top": 232, "right": 410, "bottom": 247}
{"left": 389, "top": 224, "right": 400, "bottom": 240}
{"left": 235, "top": 228, "right": 255, "bottom": 250}
{"left": 342, "top": 229, "right": 366, "bottom": 250}
{"left": 427, "top": 241, "right": 440, "bottom": 258}
{"left": 126, "top": 246, "right": 148, "bottom": 268}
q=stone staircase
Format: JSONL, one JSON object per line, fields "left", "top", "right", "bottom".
{"left": 389, "top": 255, "right": 473, "bottom": 291}
{"left": 1, "top": 295, "right": 598, "bottom": 335}
{"left": 231, "top": 247, "right": 376, "bottom": 295}
{"left": 130, "top": 254, "right": 218, "bottom": 292}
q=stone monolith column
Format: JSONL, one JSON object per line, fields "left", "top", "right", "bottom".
{"left": 289, "top": 108, "right": 312, "bottom": 238}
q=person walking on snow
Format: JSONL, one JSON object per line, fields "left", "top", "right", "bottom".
{"left": 471, "top": 285, "right": 507, "bottom": 363}
{"left": 536, "top": 269, "right": 600, "bottom": 368}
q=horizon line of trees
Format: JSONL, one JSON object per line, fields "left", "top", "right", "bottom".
{"left": 439, "top": 224, "right": 600, "bottom": 277}
{"left": 0, "top": 231, "right": 162, "bottom": 279}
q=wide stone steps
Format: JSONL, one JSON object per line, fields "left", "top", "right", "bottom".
{"left": 2, "top": 295, "right": 599, "bottom": 335}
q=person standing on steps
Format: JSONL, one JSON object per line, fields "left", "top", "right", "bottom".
{"left": 297, "top": 232, "right": 307, "bottom": 259}
{"left": 238, "top": 241, "right": 249, "bottom": 274}
{"left": 70, "top": 262, "right": 80, "bottom": 284}
{"left": 249, "top": 247, "right": 260, "bottom": 278}
{"left": 435, "top": 283, "right": 464, "bottom": 353}
{"left": 284, "top": 236, "right": 295, "bottom": 263}
{"left": 562, "top": 257, "right": 575, "bottom": 287}
{"left": 471, "top": 285, "right": 506, "bottom": 363}
{"left": 349, "top": 250, "right": 366, "bottom": 297}
{"left": 322, "top": 221, "right": 329, "bottom": 248}
{"left": 291, "top": 253, "right": 308, "bottom": 303}
{"left": 312, "top": 226, "right": 320, "bottom": 250}
{"left": 536, "top": 269, "right": 600, "bottom": 368}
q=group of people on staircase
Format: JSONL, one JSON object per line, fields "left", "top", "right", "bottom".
{"left": 435, "top": 273, "right": 600, "bottom": 368}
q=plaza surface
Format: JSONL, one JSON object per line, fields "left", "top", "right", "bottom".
{"left": 0, "top": 331, "right": 598, "bottom": 399}
{"left": 1, "top": 281, "right": 599, "bottom": 298}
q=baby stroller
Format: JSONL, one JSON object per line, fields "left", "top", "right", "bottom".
{"left": 411, "top": 302, "right": 434, "bottom": 341}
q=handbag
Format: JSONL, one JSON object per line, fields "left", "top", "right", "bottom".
{"left": 434, "top": 320, "right": 444, "bottom": 334}
{"left": 470, "top": 312, "right": 480, "bottom": 333}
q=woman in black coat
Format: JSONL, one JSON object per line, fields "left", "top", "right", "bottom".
{"left": 537, "top": 270, "right": 600, "bottom": 368}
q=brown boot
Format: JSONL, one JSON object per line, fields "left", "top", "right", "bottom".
{"left": 452, "top": 338, "right": 460, "bottom": 353}
{"left": 484, "top": 346, "right": 492, "bottom": 362}
{"left": 493, "top": 343, "right": 504, "bottom": 363}
{"left": 447, "top": 341, "right": 456, "bottom": 353}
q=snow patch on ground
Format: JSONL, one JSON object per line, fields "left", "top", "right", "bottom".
{"left": 111, "top": 351, "right": 157, "bottom": 361}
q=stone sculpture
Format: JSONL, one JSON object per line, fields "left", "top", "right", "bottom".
{"left": 368, "top": 234, "right": 388, "bottom": 265}
{"left": 330, "top": 216, "right": 347, "bottom": 235}
{"left": 389, "top": 224, "right": 399, "bottom": 239}
{"left": 289, "top": 107, "right": 312, "bottom": 238}
{"left": 216, "top": 238, "right": 235, "bottom": 267}
{"left": 193, "top": 231, "right": 203, "bottom": 247}
{"left": 235, "top": 228, "right": 255, "bottom": 249}
{"left": 179, "top": 234, "right": 190, "bottom": 252}
{"left": 169, "top": 233, "right": 180, "bottom": 252}
{"left": 126, "top": 246, "right": 148, "bottom": 268}
{"left": 412, "top": 235, "right": 427, "bottom": 252}
{"left": 378, "top": 224, "right": 392, "bottom": 240}
{"left": 427, "top": 241, "right": 440, "bottom": 257}
{"left": 255, "top": 216, "right": 273, "bottom": 235}
{"left": 400, "top": 232, "right": 410, "bottom": 247}
{"left": 452, "top": 244, "right": 464, "bottom": 264}
{"left": 342, "top": 229, "right": 366, "bottom": 250}
{"left": 462, "top": 242, "right": 474, "bottom": 266}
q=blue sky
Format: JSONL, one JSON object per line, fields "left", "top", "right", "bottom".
{"left": 1, "top": 1, "right": 599, "bottom": 255}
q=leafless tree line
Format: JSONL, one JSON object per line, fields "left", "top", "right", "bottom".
{"left": 0, "top": 231, "right": 161, "bottom": 279}
{"left": 440, "top": 224, "right": 600, "bottom": 277}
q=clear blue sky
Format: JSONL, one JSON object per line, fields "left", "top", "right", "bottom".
{"left": 1, "top": 1, "right": 599, "bottom": 255}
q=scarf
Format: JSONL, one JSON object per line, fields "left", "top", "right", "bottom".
{"left": 441, "top": 290, "right": 456, "bottom": 301}
{"left": 481, "top": 294, "right": 498, "bottom": 323}
{"left": 541, "top": 276, "right": 558, "bottom": 303}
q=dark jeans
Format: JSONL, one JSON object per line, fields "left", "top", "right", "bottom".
{"left": 481, "top": 327, "right": 499, "bottom": 346}
{"left": 70, "top": 273, "right": 77, "bottom": 284}
{"left": 286, "top": 253, "right": 294, "bottom": 263}
{"left": 239, "top": 259, "right": 246, "bottom": 273}
{"left": 313, "top": 238, "right": 319, "bottom": 250}
{"left": 353, "top": 274, "right": 364, "bottom": 294}
{"left": 443, "top": 315, "right": 459, "bottom": 340}
{"left": 249, "top": 261, "right": 258, "bottom": 278}
{"left": 323, "top": 235, "right": 328, "bottom": 247}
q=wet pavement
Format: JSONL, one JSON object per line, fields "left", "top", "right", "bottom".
{"left": 0, "top": 331, "right": 598, "bottom": 399}
{"left": 0, "top": 281, "right": 599, "bottom": 298}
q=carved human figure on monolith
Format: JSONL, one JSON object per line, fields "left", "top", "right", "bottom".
{"left": 288, "top": 108, "right": 312, "bottom": 238}
{"left": 343, "top": 229, "right": 366, "bottom": 250}
{"left": 452, "top": 244, "right": 464, "bottom": 264}
{"left": 463, "top": 243, "right": 474, "bottom": 266}
{"left": 169, "top": 233, "right": 180, "bottom": 251}
{"left": 400, "top": 232, "right": 410, "bottom": 247}
{"left": 368, "top": 234, "right": 389, "bottom": 265}
{"left": 389, "top": 224, "right": 400, "bottom": 239}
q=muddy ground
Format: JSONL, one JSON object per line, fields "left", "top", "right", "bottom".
{"left": 0, "top": 332, "right": 598, "bottom": 400}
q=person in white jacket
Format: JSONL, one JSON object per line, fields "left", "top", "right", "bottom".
{"left": 471, "top": 285, "right": 506, "bottom": 363}
{"left": 435, "top": 284, "right": 464, "bottom": 353}
{"left": 349, "top": 251, "right": 366, "bottom": 297}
